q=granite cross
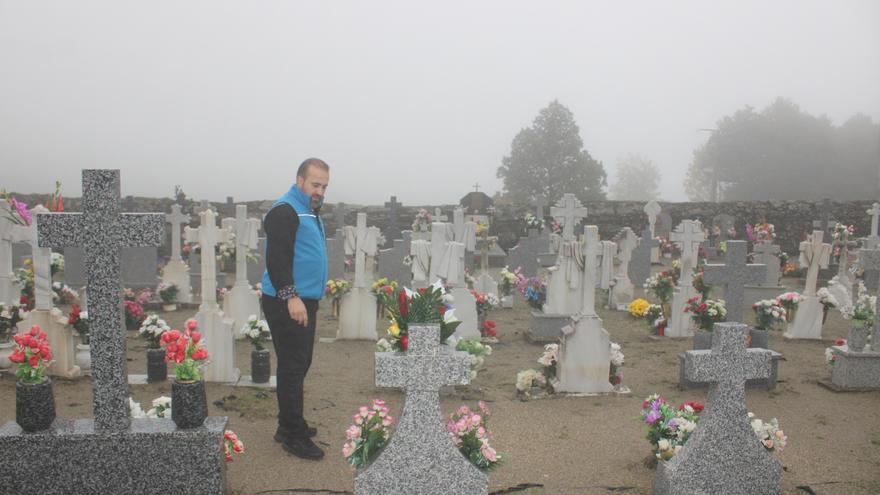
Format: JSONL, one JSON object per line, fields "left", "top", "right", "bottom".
{"left": 36, "top": 169, "right": 165, "bottom": 431}
{"left": 384, "top": 195, "right": 402, "bottom": 241}
{"left": 356, "top": 325, "right": 487, "bottom": 494}
{"left": 433, "top": 207, "right": 448, "bottom": 222}
{"left": 224, "top": 196, "right": 235, "bottom": 217}
{"left": 644, "top": 200, "right": 661, "bottom": 238}
{"left": 165, "top": 204, "right": 191, "bottom": 262}
{"left": 701, "top": 240, "right": 765, "bottom": 323}
{"left": 0, "top": 199, "right": 32, "bottom": 304}
{"left": 752, "top": 242, "right": 782, "bottom": 286}
{"left": 221, "top": 204, "right": 260, "bottom": 289}
{"left": 859, "top": 248, "right": 880, "bottom": 351}
{"left": 799, "top": 230, "right": 832, "bottom": 296}
{"left": 628, "top": 225, "right": 658, "bottom": 288}
{"left": 550, "top": 193, "right": 588, "bottom": 242}
{"left": 866, "top": 203, "right": 880, "bottom": 249}
{"left": 533, "top": 196, "right": 548, "bottom": 221}
{"left": 185, "top": 208, "right": 231, "bottom": 311}
{"left": 670, "top": 220, "right": 707, "bottom": 282}
{"left": 658, "top": 322, "right": 781, "bottom": 493}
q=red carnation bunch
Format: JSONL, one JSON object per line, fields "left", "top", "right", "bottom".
{"left": 10, "top": 325, "right": 53, "bottom": 383}
{"left": 679, "top": 401, "right": 705, "bottom": 413}
{"left": 481, "top": 319, "right": 497, "bottom": 339}
{"left": 223, "top": 430, "right": 245, "bottom": 462}
{"left": 160, "top": 318, "right": 208, "bottom": 381}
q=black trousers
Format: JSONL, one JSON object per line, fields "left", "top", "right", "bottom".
{"left": 261, "top": 295, "right": 319, "bottom": 438}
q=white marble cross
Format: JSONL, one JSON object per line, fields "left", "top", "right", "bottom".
{"left": 452, "top": 208, "right": 476, "bottom": 249}
{"left": 533, "top": 196, "right": 548, "bottom": 220}
{"left": 670, "top": 220, "right": 707, "bottom": 281}
{"left": 752, "top": 242, "right": 782, "bottom": 287}
{"left": 185, "top": 209, "right": 231, "bottom": 311}
{"left": 221, "top": 205, "right": 260, "bottom": 288}
{"left": 644, "top": 200, "right": 661, "bottom": 238}
{"left": 551, "top": 194, "right": 588, "bottom": 242}
{"left": 165, "top": 204, "right": 191, "bottom": 262}
{"left": 0, "top": 199, "right": 33, "bottom": 305}
{"left": 344, "top": 213, "right": 380, "bottom": 288}
{"left": 616, "top": 227, "right": 638, "bottom": 278}
{"left": 799, "top": 230, "right": 832, "bottom": 296}
{"left": 193, "top": 199, "right": 212, "bottom": 216}
{"left": 433, "top": 207, "right": 448, "bottom": 222}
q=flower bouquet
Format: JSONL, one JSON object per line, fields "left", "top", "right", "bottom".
{"left": 749, "top": 413, "right": 787, "bottom": 452}
{"left": 644, "top": 303, "right": 666, "bottom": 336}
{"left": 10, "top": 325, "right": 53, "bottom": 383}
{"left": 411, "top": 209, "right": 433, "bottom": 232}
{"left": 446, "top": 401, "right": 502, "bottom": 471}
{"left": 1, "top": 193, "right": 32, "bottom": 226}
{"left": 326, "top": 279, "right": 352, "bottom": 317}
{"left": 776, "top": 292, "right": 802, "bottom": 323}
{"left": 471, "top": 290, "right": 498, "bottom": 320}
{"left": 138, "top": 314, "right": 170, "bottom": 349}
{"left": 0, "top": 301, "right": 29, "bottom": 343}
{"left": 517, "top": 276, "right": 546, "bottom": 310}
{"left": 816, "top": 287, "right": 838, "bottom": 324}
{"left": 67, "top": 304, "right": 89, "bottom": 344}
{"left": 240, "top": 314, "right": 271, "bottom": 350}
{"left": 537, "top": 343, "right": 558, "bottom": 381}
{"left": 522, "top": 213, "right": 544, "bottom": 232}
{"left": 691, "top": 268, "right": 711, "bottom": 301}
{"left": 481, "top": 319, "right": 498, "bottom": 340}
{"left": 751, "top": 222, "right": 776, "bottom": 244}
{"left": 609, "top": 342, "right": 625, "bottom": 385}
{"left": 50, "top": 252, "right": 64, "bottom": 276}
{"left": 343, "top": 399, "right": 394, "bottom": 469}
{"left": 223, "top": 430, "right": 245, "bottom": 462}
{"left": 628, "top": 298, "right": 651, "bottom": 318}
{"left": 498, "top": 266, "right": 524, "bottom": 300}
{"left": 515, "top": 369, "right": 547, "bottom": 398}
{"left": 683, "top": 296, "right": 727, "bottom": 332}
{"left": 161, "top": 319, "right": 208, "bottom": 382}
{"left": 639, "top": 395, "right": 702, "bottom": 461}
{"left": 124, "top": 300, "right": 146, "bottom": 330}
{"left": 371, "top": 277, "right": 398, "bottom": 317}
{"left": 644, "top": 270, "right": 678, "bottom": 305}
{"left": 752, "top": 299, "right": 787, "bottom": 331}
{"left": 380, "top": 281, "right": 461, "bottom": 351}
{"left": 51, "top": 282, "right": 78, "bottom": 305}
{"left": 446, "top": 336, "right": 492, "bottom": 380}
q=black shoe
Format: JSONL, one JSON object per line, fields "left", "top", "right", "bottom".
{"left": 274, "top": 425, "right": 317, "bottom": 443}
{"left": 282, "top": 436, "right": 325, "bottom": 460}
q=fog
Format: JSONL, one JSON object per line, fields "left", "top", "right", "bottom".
{"left": 2, "top": 1, "right": 878, "bottom": 205}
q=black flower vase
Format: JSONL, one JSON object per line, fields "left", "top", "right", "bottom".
{"left": 171, "top": 379, "right": 207, "bottom": 429}
{"left": 146, "top": 348, "right": 168, "bottom": 383}
{"left": 16, "top": 378, "right": 56, "bottom": 433}
{"left": 251, "top": 349, "right": 271, "bottom": 384}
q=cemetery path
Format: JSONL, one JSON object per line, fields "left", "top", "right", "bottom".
{"left": 2, "top": 271, "right": 880, "bottom": 494}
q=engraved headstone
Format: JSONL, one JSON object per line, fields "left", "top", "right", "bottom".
{"left": 628, "top": 225, "right": 658, "bottom": 290}
{"left": 507, "top": 228, "right": 550, "bottom": 279}
{"left": 701, "top": 241, "right": 765, "bottom": 323}
{"left": 378, "top": 231, "right": 413, "bottom": 287}
{"left": 384, "top": 195, "right": 402, "bottom": 242}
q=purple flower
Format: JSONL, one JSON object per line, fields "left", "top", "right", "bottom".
{"left": 667, "top": 418, "right": 678, "bottom": 430}
{"left": 645, "top": 410, "right": 661, "bottom": 425}
{"left": 10, "top": 198, "right": 32, "bottom": 226}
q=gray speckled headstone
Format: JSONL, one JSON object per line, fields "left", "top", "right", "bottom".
{"left": 63, "top": 246, "right": 158, "bottom": 289}
{"left": 655, "top": 212, "right": 673, "bottom": 238}
{"left": 701, "top": 241, "right": 765, "bottom": 323}
{"left": 629, "top": 225, "right": 658, "bottom": 288}
{"left": 655, "top": 323, "right": 782, "bottom": 494}
{"left": 355, "top": 325, "right": 488, "bottom": 494}
{"left": 36, "top": 170, "right": 165, "bottom": 431}
{"left": 384, "top": 196, "right": 402, "bottom": 241}
{"left": 378, "top": 230, "right": 412, "bottom": 287}
{"left": 326, "top": 229, "right": 346, "bottom": 280}
{"left": 507, "top": 228, "right": 550, "bottom": 278}
{"left": 752, "top": 242, "right": 782, "bottom": 287}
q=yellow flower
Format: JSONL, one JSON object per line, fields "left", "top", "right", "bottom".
{"left": 388, "top": 323, "right": 400, "bottom": 337}
{"left": 628, "top": 298, "right": 651, "bottom": 318}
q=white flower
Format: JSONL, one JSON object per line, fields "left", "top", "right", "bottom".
{"left": 658, "top": 439, "right": 671, "bottom": 451}
{"left": 129, "top": 397, "right": 147, "bottom": 419}
{"left": 443, "top": 309, "right": 459, "bottom": 325}
{"left": 80, "top": 310, "right": 88, "bottom": 320}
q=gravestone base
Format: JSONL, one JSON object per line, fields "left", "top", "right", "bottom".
{"left": 161, "top": 260, "right": 193, "bottom": 304}
{"left": 526, "top": 311, "right": 570, "bottom": 343}
{"left": 744, "top": 285, "right": 787, "bottom": 308}
{"left": 827, "top": 346, "right": 880, "bottom": 390}
{"left": 196, "top": 309, "right": 240, "bottom": 383}
{"left": 236, "top": 375, "right": 277, "bottom": 389}
{"left": 678, "top": 351, "right": 782, "bottom": 390}
{"left": 24, "top": 310, "right": 80, "bottom": 379}
{"left": 554, "top": 315, "right": 614, "bottom": 394}
{"left": 337, "top": 288, "right": 378, "bottom": 341}
{"left": 222, "top": 285, "right": 260, "bottom": 337}
{"left": 783, "top": 296, "right": 824, "bottom": 340}
{"left": 655, "top": 453, "right": 782, "bottom": 495}
{"left": 0, "top": 417, "right": 228, "bottom": 495}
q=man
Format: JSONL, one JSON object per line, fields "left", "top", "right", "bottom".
{"left": 260, "top": 158, "right": 330, "bottom": 460}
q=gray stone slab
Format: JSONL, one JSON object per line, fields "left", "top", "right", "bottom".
{"left": 655, "top": 212, "right": 673, "bottom": 238}
{"left": 378, "top": 231, "right": 412, "bottom": 287}
{"left": 629, "top": 225, "right": 657, "bottom": 288}
{"left": 701, "top": 240, "right": 765, "bottom": 323}
{"left": 355, "top": 325, "right": 488, "bottom": 494}
{"left": 507, "top": 228, "right": 550, "bottom": 278}
{"left": 63, "top": 246, "right": 159, "bottom": 289}
{"left": 38, "top": 170, "right": 166, "bottom": 431}
{"left": 326, "top": 229, "right": 346, "bottom": 280}
{"left": 0, "top": 417, "right": 227, "bottom": 495}
{"left": 247, "top": 237, "right": 267, "bottom": 286}
{"left": 526, "top": 311, "right": 571, "bottom": 342}
{"left": 655, "top": 322, "right": 783, "bottom": 495}
{"left": 829, "top": 346, "right": 880, "bottom": 390}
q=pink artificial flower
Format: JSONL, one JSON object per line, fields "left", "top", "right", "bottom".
{"left": 10, "top": 198, "right": 32, "bottom": 226}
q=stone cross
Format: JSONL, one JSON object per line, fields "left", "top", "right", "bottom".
{"left": 615, "top": 227, "right": 638, "bottom": 279}
{"left": 384, "top": 195, "right": 402, "bottom": 241}
{"left": 36, "top": 170, "right": 164, "bottom": 431}
{"left": 193, "top": 199, "right": 212, "bottom": 216}
{"left": 478, "top": 226, "right": 496, "bottom": 274}
{"left": 333, "top": 202, "right": 347, "bottom": 234}
{"left": 866, "top": 203, "right": 880, "bottom": 249}
{"left": 799, "top": 230, "right": 832, "bottom": 296}
{"left": 452, "top": 207, "right": 476, "bottom": 249}
{"left": 812, "top": 198, "right": 836, "bottom": 238}
{"left": 433, "top": 207, "right": 447, "bottom": 222}
{"left": 533, "top": 196, "right": 548, "bottom": 221}
{"left": 345, "top": 213, "right": 380, "bottom": 288}
{"left": 580, "top": 226, "right": 603, "bottom": 316}
{"left": 221, "top": 205, "right": 260, "bottom": 288}
{"left": 472, "top": 182, "right": 480, "bottom": 192}
{"left": 599, "top": 240, "right": 617, "bottom": 290}
{"left": 670, "top": 220, "right": 707, "bottom": 281}
{"left": 356, "top": 325, "right": 487, "bottom": 494}
{"left": 185, "top": 209, "right": 231, "bottom": 311}
{"left": 0, "top": 199, "right": 33, "bottom": 305}
{"left": 657, "top": 322, "right": 781, "bottom": 493}
{"left": 165, "top": 204, "right": 191, "bottom": 262}
{"left": 752, "top": 242, "right": 782, "bottom": 287}
{"left": 644, "top": 200, "right": 661, "bottom": 238}
{"left": 19, "top": 205, "right": 54, "bottom": 311}
{"left": 858, "top": 248, "right": 880, "bottom": 351}
{"left": 224, "top": 196, "right": 235, "bottom": 217}
{"left": 550, "top": 193, "right": 588, "bottom": 242}
{"left": 701, "top": 241, "right": 765, "bottom": 323}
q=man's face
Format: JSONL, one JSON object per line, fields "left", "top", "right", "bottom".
{"left": 296, "top": 166, "right": 330, "bottom": 209}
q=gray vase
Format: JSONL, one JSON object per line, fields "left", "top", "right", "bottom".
{"left": 847, "top": 324, "right": 870, "bottom": 353}
{"left": 16, "top": 378, "right": 56, "bottom": 433}
{"left": 251, "top": 349, "right": 271, "bottom": 384}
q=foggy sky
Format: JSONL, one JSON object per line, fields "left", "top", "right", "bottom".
{"left": 2, "top": 1, "right": 879, "bottom": 206}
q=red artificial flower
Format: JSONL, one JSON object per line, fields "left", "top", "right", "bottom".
{"left": 191, "top": 331, "right": 201, "bottom": 344}
{"left": 191, "top": 348, "right": 208, "bottom": 361}
{"left": 185, "top": 319, "right": 198, "bottom": 332}
{"left": 400, "top": 335, "right": 408, "bottom": 351}
{"left": 680, "top": 401, "right": 704, "bottom": 412}
{"left": 28, "top": 355, "right": 39, "bottom": 367}
{"left": 835, "top": 338, "right": 846, "bottom": 346}
{"left": 30, "top": 325, "right": 40, "bottom": 336}
{"left": 9, "top": 350, "right": 25, "bottom": 363}
{"left": 398, "top": 291, "right": 408, "bottom": 317}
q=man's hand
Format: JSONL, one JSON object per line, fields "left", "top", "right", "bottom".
{"left": 287, "top": 297, "right": 308, "bottom": 327}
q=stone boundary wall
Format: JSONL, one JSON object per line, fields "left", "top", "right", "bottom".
{"left": 11, "top": 193, "right": 877, "bottom": 257}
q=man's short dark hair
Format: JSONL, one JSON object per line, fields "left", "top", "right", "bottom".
{"left": 297, "top": 158, "right": 330, "bottom": 178}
